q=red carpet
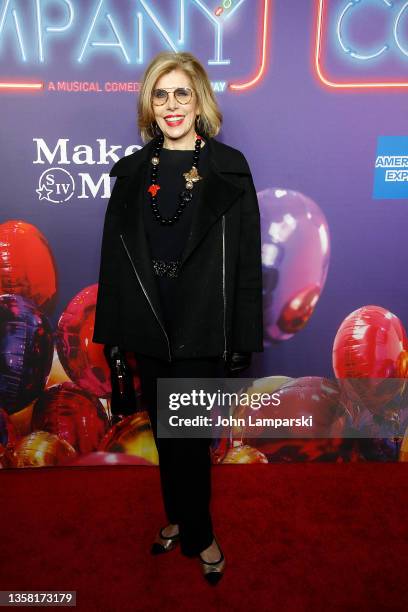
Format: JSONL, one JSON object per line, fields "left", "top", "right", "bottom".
{"left": 1, "top": 464, "right": 407, "bottom": 611}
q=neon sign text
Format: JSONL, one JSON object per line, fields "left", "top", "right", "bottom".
{"left": 0, "top": 0, "right": 246, "bottom": 64}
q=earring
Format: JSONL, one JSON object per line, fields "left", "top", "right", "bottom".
{"left": 151, "top": 120, "right": 161, "bottom": 136}
{"left": 195, "top": 114, "right": 203, "bottom": 135}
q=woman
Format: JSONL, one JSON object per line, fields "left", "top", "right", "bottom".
{"left": 93, "top": 51, "right": 263, "bottom": 585}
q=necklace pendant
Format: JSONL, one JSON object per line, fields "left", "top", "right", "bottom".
{"left": 183, "top": 166, "right": 202, "bottom": 184}
{"left": 148, "top": 184, "right": 160, "bottom": 196}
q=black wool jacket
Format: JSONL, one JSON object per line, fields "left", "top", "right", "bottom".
{"left": 92, "top": 134, "right": 264, "bottom": 363}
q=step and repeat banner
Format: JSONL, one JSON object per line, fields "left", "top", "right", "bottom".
{"left": 1, "top": 0, "right": 408, "bottom": 467}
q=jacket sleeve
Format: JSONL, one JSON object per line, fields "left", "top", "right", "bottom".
{"left": 230, "top": 161, "right": 264, "bottom": 353}
{"left": 92, "top": 172, "right": 125, "bottom": 346}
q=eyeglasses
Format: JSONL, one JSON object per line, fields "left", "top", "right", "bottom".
{"left": 152, "top": 87, "right": 194, "bottom": 106}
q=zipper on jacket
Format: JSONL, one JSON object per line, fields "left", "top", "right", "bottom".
{"left": 119, "top": 234, "right": 172, "bottom": 362}
{"left": 222, "top": 215, "right": 228, "bottom": 363}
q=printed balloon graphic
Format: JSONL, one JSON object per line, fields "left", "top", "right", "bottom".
{"left": 0, "top": 407, "right": 18, "bottom": 451}
{"left": 258, "top": 189, "right": 330, "bottom": 341}
{"left": 10, "top": 431, "right": 76, "bottom": 467}
{"left": 71, "top": 451, "right": 154, "bottom": 466}
{"left": 239, "top": 377, "right": 348, "bottom": 461}
{"left": 0, "top": 294, "right": 54, "bottom": 414}
{"left": 45, "top": 348, "right": 72, "bottom": 388}
{"left": 99, "top": 411, "right": 159, "bottom": 465}
{"left": 222, "top": 444, "right": 268, "bottom": 464}
{"left": 333, "top": 305, "right": 408, "bottom": 417}
{"left": 0, "top": 220, "right": 58, "bottom": 314}
{"left": 55, "top": 284, "right": 111, "bottom": 398}
{"left": 347, "top": 406, "right": 402, "bottom": 462}
{"left": 399, "top": 425, "right": 408, "bottom": 461}
{"left": 210, "top": 436, "right": 230, "bottom": 465}
{"left": 31, "top": 382, "right": 110, "bottom": 454}
{"left": 230, "top": 375, "right": 293, "bottom": 443}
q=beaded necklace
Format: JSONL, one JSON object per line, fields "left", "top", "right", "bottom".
{"left": 147, "top": 132, "right": 204, "bottom": 226}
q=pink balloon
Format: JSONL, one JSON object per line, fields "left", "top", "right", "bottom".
{"left": 55, "top": 284, "right": 111, "bottom": 398}
{"left": 258, "top": 189, "right": 330, "bottom": 341}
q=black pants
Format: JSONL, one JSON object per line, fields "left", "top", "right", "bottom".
{"left": 134, "top": 352, "right": 225, "bottom": 557}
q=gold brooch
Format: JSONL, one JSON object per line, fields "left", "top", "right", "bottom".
{"left": 183, "top": 166, "right": 203, "bottom": 189}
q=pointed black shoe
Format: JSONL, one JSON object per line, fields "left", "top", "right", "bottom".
{"left": 199, "top": 538, "right": 226, "bottom": 585}
{"left": 151, "top": 526, "right": 180, "bottom": 555}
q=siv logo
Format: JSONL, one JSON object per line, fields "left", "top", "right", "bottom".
{"left": 36, "top": 168, "right": 75, "bottom": 203}
{"left": 373, "top": 136, "right": 408, "bottom": 199}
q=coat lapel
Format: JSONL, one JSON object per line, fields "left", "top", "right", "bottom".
{"left": 179, "top": 141, "right": 244, "bottom": 266}
{"left": 117, "top": 135, "right": 246, "bottom": 332}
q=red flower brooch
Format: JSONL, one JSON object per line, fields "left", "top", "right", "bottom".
{"left": 148, "top": 184, "right": 160, "bottom": 197}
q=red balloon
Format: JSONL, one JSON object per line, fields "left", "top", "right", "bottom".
{"left": 277, "top": 284, "right": 320, "bottom": 334}
{"left": 0, "top": 220, "right": 58, "bottom": 314}
{"left": 332, "top": 306, "right": 408, "bottom": 415}
{"left": 55, "top": 284, "right": 111, "bottom": 397}
{"left": 241, "top": 377, "right": 347, "bottom": 458}
{"left": 31, "top": 382, "right": 110, "bottom": 454}
{"left": 333, "top": 305, "right": 408, "bottom": 378}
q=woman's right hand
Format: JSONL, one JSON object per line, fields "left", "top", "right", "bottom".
{"left": 103, "top": 344, "right": 124, "bottom": 366}
{"left": 103, "top": 344, "right": 137, "bottom": 417}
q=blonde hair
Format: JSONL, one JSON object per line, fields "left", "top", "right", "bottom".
{"left": 138, "top": 51, "right": 222, "bottom": 143}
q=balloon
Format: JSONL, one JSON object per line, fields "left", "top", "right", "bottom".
{"left": 55, "top": 284, "right": 111, "bottom": 398}
{"left": 31, "top": 382, "right": 110, "bottom": 454}
{"left": 221, "top": 444, "right": 268, "bottom": 464}
{"left": 355, "top": 437, "right": 400, "bottom": 462}
{"left": 0, "top": 447, "right": 14, "bottom": 468}
{"left": 239, "top": 377, "right": 348, "bottom": 460}
{"left": 98, "top": 411, "right": 159, "bottom": 465}
{"left": 0, "top": 220, "right": 58, "bottom": 314}
{"left": 258, "top": 189, "right": 330, "bottom": 341}
{"left": 10, "top": 431, "right": 76, "bottom": 467}
{"left": 0, "top": 407, "right": 18, "bottom": 452}
{"left": 333, "top": 306, "right": 408, "bottom": 416}
{"left": 69, "top": 451, "right": 154, "bottom": 466}
{"left": 0, "top": 294, "right": 54, "bottom": 413}
{"left": 230, "top": 375, "right": 293, "bottom": 443}
{"left": 255, "top": 438, "right": 352, "bottom": 463}
{"left": 399, "top": 424, "right": 408, "bottom": 461}
{"left": 210, "top": 436, "right": 230, "bottom": 465}
{"left": 8, "top": 401, "right": 34, "bottom": 437}
{"left": 45, "top": 348, "right": 72, "bottom": 388}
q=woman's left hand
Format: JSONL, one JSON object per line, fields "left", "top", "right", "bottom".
{"left": 226, "top": 351, "right": 252, "bottom": 374}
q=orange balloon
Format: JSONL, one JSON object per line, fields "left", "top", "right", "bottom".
{"left": 10, "top": 431, "right": 76, "bottom": 467}
{"left": 222, "top": 444, "right": 268, "bottom": 464}
{"left": 99, "top": 411, "right": 159, "bottom": 465}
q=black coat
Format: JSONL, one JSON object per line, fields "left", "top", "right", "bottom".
{"left": 92, "top": 134, "right": 264, "bottom": 363}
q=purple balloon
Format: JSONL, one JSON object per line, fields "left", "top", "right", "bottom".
{"left": 0, "top": 294, "right": 53, "bottom": 413}
{"left": 258, "top": 189, "right": 330, "bottom": 341}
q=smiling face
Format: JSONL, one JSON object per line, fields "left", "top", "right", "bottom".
{"left": 152, "top": 68, "right": 200, "bottom": 150}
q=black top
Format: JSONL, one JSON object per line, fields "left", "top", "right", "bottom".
{"left": 142, "top": 141, "right": 210, "bottom": 328}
